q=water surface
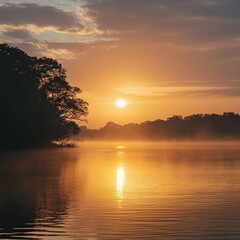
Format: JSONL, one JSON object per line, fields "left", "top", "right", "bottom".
{"left": 0, "top": 142, "right": 240, "bottom": 239}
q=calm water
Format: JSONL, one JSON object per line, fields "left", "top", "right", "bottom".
{"left": 1, "top": 142, "right": 240, "bottom": 239}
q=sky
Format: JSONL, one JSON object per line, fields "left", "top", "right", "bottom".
{"left": 0, "top": 0, "right": 240, "bottom": 128}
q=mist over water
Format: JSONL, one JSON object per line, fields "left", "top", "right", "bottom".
{"left": 0, "top": 142, "right": 240, "bottom": 239}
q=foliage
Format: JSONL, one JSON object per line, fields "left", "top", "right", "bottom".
{"left": 79, "top": 113, "right": 240, "bottom": 140}
{"left": 0, "top": 44, "right": 88, "bottom": 149}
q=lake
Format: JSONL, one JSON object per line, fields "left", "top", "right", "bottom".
{"left": 0, "top": 142, "right": 240, "bottom": 239}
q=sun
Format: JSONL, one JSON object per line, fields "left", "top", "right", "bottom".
{"left": 115, "top": 99, "right": 127, "bottom": 108}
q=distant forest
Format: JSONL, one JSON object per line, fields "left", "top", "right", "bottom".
{"left": 79, "top": 113, "right": 240, "bottom": 140}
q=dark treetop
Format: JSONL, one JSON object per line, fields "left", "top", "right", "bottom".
{"left": 0, "top": 44, "right": 88, "bottom": 150}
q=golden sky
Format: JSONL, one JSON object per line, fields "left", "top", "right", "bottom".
{"left": 1, "top": 0, "right": 240, "bottom": 128}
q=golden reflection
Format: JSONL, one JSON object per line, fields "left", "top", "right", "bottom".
{"left": 116, "top": 166, "right": 125, "bottom": 199}
{"left": 116, "top": 145, "right": 125, "bottom": 149}
{"left": 116, "top": 145, "right": 125, "bottom": 155}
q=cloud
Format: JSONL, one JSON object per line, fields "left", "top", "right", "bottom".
{"left": 0, "top": 3, "right": 84, "bottom": 32}
{"left": 83, "top": 0, "right": 240, "bottom": 43}
{"left": 0, "top": 2, "right": 111, "bottom": 59}
{"left": 117, "top": 85, "right": 240, "bottom": 98}
{"left": 8, "top": 41, "right": 77, "bottom": 61}
{"left": 6, "top": 39, "right": 117, "bottom": 61}
{"left": 3, "top": 29, "right": 33, "bottom": 39}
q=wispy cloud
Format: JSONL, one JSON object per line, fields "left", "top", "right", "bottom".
{"left": 117, "top": 85, "right": 240, "bottom": 98}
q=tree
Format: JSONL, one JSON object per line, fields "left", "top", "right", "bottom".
{"left": 0, "top": 44, "right": 88, "bottom": 149}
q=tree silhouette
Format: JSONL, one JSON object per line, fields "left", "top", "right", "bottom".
{"left": 79, "top": 113, "right": 240, "bottom": 140}
{"left": 0, "top": 44, "right": 88, "bottom": 150}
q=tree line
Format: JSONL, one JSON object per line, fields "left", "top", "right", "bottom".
{"left": 79, "top": 113, "right": 240, "bottom": 140}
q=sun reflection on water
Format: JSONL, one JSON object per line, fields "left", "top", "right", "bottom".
{"left": 116, "top": 166, "right": 125, "bottom": 199}
{"left": 116, "top": 145, "right": 125, "bottom": 149}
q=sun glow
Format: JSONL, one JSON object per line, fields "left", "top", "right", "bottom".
{"left": 115, "top": 99, "right": 127, "bottom": 108}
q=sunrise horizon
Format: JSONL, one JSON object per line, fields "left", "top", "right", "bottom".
{"left": 0, "top": 1, "right": 239, "bottom": 128}
{"left": 1, "top": 1, "right": 240, "bottom": 239}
